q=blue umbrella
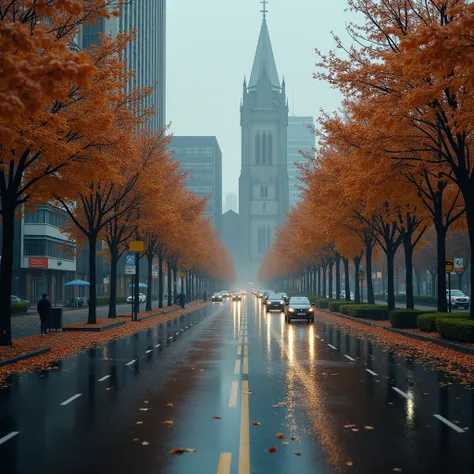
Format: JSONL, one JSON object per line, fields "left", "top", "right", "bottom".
{"left": 128, "top": 282, "right": 148, "bottom": 289}
{"left": 64, "top": 279, "right": 90, "bottom": 287}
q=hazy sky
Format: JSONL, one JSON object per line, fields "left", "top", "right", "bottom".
{"left": 167, "top": 0, "right": 358, "bottom": 201}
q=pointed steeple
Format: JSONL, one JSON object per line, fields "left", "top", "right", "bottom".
{"left": 248, "top": 19, "right": 280, "bottom": 92}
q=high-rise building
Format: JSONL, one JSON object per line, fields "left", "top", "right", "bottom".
{"left": 224, "top": 193, "right": 238, "bottom": 213}
{"left": 287, "top": 116, "right": 315, "bottom": 207}
{"left": 81, "top": 1, "right": 166, "bottom": 132}
{"left": 171, "top": 137, "right": 223, "bottom": 232}
{"left": 221, "top": 210, "right": 241, "bottom": 267}
{"left": 238, "top": 14, "right": 289, "bottom": 279}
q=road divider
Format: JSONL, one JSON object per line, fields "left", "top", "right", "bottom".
{"left": 243, "top": 357, "right": 248, "bottom": 374}
{"left": 217, "top": 453, "right": 232, "bottom": 474}
{"left": 234, "top": 360, "right": 241, "bottom": 375}
{"left": 239, "top": 381, "right": 250, "bottom": 474}
{"left": 229, "top": 381, "right": 239, "bottom": 408}
{"left": 237, "top": 346, "right": 242, "bottom": 356}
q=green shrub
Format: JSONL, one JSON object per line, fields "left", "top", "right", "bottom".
{"left": 389, "top": 309, "right": 431, "bottom": 329}
{"left": 11, "top": 302, "right": 28, "bottom": 313}
{"left": 328, "top": 300, "right": 354, "bottom": 312}
{"left": 308, "top": 296, "right": 326, "bottom": 305}
{"left": 339, "top": 304, "right": 353, "bottom": 315}
{"left": 436, "top": 318, "right": 474, "bottom": 342}
{"left": 315, "top": 298, "right": 333, "bottom": 309}
{"left": 417, "top": 312, "right": 469, "bottom": 332}
{"left": 347, "top": 304, "right": 389, "bottom": 320}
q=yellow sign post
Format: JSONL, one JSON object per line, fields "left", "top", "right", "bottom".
{"left": 445, "top": 258, "right": 454, "bottom": 273}
{"left": 359, "top": 270, "right": 366, "bottom": 281}
{"left": 129, "top": 241, "right": 145, "bottom": 253}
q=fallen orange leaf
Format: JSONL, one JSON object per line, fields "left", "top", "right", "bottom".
{"left": 136, "top": 421, "right": 143, "bottom": 425}
{"left": 295, "top": 452, "right": 302, "bottom": 456}
{"left": 141, "top": 441, "right": 149, "bottom": 446}
{"left": 392, "top": 469, "right": 402, "bottom": 472}
{"left": 253, "top": 420, "right": 261, "bottom": 426}
{"left": 282, "top": 442, "right": 289, "bottom": 446}
{"left": 170, "top": 448, "right": 184, "bottom": 455}
{"left": 213, "top": 416, "right": 222, "bottom": 420}
{"left": 268, "top": 446, "right": 277, "bottom": 453}
{"left": 345, "top": 461, "right": 354, "bottom": 467}
{"left": 167, "top": 403, "right": 173, "bottom": 408}
{"left": 164, "top": 420, "right": 174, "bottom": 425}
{"left": 291, "top": 436, "right": 299, "bottom": 441}
{"left": 364, "top": 426, "right": 374, "bottom": 430}
{"left": 276, "top": 433, "right": 285, "bottom": 439}
{"left": 453, "top": 420, "right": 460, "bottom": 424}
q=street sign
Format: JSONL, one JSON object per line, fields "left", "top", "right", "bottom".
{"left": 376, "top": 272, "right": 383, "bottom": 280}
{"left": 179, "top": 272, "right": 186, "bottom": 278}
{"left": 454, "top": 258, "right": 464, "bottom": 273}
{"left": 103, "top": 277, "right": 109, "bottom": 285}
{"left": 445, "top": 258, "right": 454, "bottom": 273}
{"left": 359, "top": 269, "right": 366, "bottom": 281}
{"left": 129, "top": 241, "right": 145, "bottom": 252}
{"left": 125, "top": 253, "right": 136, "bottom": 275}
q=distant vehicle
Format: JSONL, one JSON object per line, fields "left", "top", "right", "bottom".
{"left": 127, "top": 293, "right": 146, "bottom": 304}
{"left": 232, "top": 292, "right": 243, "bottom": 301}
{"left": 211, "top": 292, "right": 223, "bottom": 303}
{"left": 261, "top": 290, "right": 274, "bottom": 302}
{"left": 220, "top": 291, "right": 230, "bottom": 298}
{"left": 447, "top": 290, "right": 470, "bottom": 309}
{"left": 285, "top": 296, "right": 314, "bottom": 323}
{"left": 256, "top": 289, "right": 266, "bottom": 298}
{"left": 265, "top": 293, "right": 287, "bottom": 312}
{"left": 11, "top": 295, "right": 30, "bottom": 308}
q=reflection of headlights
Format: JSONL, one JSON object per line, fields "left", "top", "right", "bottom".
{"left": 288, "top": 308, "right": 295, "bottom": 312}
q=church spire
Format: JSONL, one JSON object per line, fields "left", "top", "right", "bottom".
{"left": 248, "top": 9, "right": 280, "bottom": 92}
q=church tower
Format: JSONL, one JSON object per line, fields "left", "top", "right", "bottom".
{"left": 239, "top": 11, "right": 289, "bottom": 280}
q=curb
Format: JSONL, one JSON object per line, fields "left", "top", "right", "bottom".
{"left": 0, "top": 348, "right": 51, "bottom": 367}
{"left": 63, "top": 320, "right": 126, "bottom": 332}
{"left": 317, "top": 308, "right": 474, "bottom": 357}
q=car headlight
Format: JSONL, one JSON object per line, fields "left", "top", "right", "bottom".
{"left": 280, "top": 301, "right": 284, "bottom": 304}
{"left": 267, "top": 301, "right": 272, "bottom": 305}
{"left": 308, "top": 307, "right": 314, "bottom": 312}
{"left": 288, "top": 308, "right": 295, "bottom": 312}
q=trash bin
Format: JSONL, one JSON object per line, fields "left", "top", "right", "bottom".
{"left": 49, "top": 307, "right": 63, "bottom": 331}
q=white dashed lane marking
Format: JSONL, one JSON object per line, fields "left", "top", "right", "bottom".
{"left": 0, "top": 431, "right": 19, "bottom": 446}
{"left": 344, "top": 354, "right": 356, "bottom": 362}
{"left": 328, "top": 344, "right": 337, "bottom": 350}
{"left": 434, "top": 414, "right": 465, "bottom": 433}
{"left": 97, "top": 375, "right": 111, "bottom": 382}
{"left": 366, "top": 369, "right": 378, "bottom": 376}
{"left": 126, "top": 360, "right": 136, "bottom": 366}
{"left": 60, "top": 394, "right": 82, "bottom": 406}
{"left": 392, "top": 387, "right": 408, "bottom": 399}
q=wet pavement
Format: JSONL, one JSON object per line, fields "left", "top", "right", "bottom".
{"left": 1, "top": 296, "right": 474, "bottom": 473}
{"left": 12, "top": 300, "right": 168, "bottom": 338}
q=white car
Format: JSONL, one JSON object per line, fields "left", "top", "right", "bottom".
{"left": 447, "top": 290, "right": 470, "bottom": 309}
{"left": 127, "top": 293, "right": 146, "bottom": 304}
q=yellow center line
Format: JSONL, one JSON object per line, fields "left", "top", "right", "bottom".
{"left": 239, "top": 381, "right": 250, "bottom": 474}
{"left": 244, "top": 337, "right": 248, "bottom": 344}
{"left": 229, "top": 381, "right": 239, "bottom": 408}
{"left": 217, "top": 452, "right": 232, "bottom": 474}
{"left": 234, "top": 359, "right": 241, "bottom": 374}
{"left": 242, "top": 357, "right": 248, "bottom": 374}
{"left": 243, "top": 345, "right": 248, "bottom": 357}
{"left": 237, "top": 346, "right": 242, "bottom": 356}
{"left": 239, "top": 337, "right": 243, "bottom": 343}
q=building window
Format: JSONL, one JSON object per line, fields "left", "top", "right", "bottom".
{"left": 262, "top": 131, "right": 267, "bottom": 164}
{"left": 266, "top": 225, "right": 271, "bottom": 249}
{"left": 24, "top": 239, "right": 74, "bottom": 260}
{"left": 255, "top": 133, "right": 261, "bottom": 164}
{"left": 260, "top": 185, "right": 268, "bottom": 198}
{"left": 25, "top": 207, "right": 68, "bottom": 228}
{"left": 268, "top": 133, "right": 273, "bottom": 164}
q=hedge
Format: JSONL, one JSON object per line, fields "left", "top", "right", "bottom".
{"left": 339, "top": 304, "right": 353, "bottom": 315}
{"left": 417, "top": 312, "right": 469, "bottom": 332}
{"left": 12, "top": 302, "right": 28, "bottom": 313}
{"left": 328, "top": 300, "right": 355, "bottom": 312}
{"left": 314, "top": 298, "right": 333, "bottom": 309}
{"left": 347, "top": 304, "right": 389, "bottom": 320}
{"left": 436, "top": 318, "right": 474, "bottom": 342}
{"left": 389, "top": 309, "right": 432, "bottom": 329}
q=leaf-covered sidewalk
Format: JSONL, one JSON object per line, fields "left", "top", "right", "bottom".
{"left": 316, "top": 310, "right": 474, "bottom": 386}
{"left": 0, "top": 303, "right": 207, "bottom": 385}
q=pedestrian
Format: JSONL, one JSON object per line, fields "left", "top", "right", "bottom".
{"left": 37, "top": 293, "right": 51, "bottom": 335}
{"left": 178, "top": 292, "right": 186, "bottom": 309}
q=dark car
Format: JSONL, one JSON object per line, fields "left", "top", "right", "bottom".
{"left": 285, "top": 296, "right": 314, "bottom": 323}
{"left": 232, "top": 292, "right": 243, "bottom": 301}
{"left": 261, "top": 290, "right": 274, "bottom": 303}
{"left": 212, "top": 292, "right": 223, "bottom": 303}
{"left": 265, "top": 292, "right": 287, "bottom": 312}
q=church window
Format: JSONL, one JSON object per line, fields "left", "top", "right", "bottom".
{"left": 260, "top": 185, "right": 268, "bottom": 198}
{"left": 262, "top": 131, "right": 267, "bottom": 164}
{"left": 255, "top": 133, "right": 261, "bottom": 164}
{"left": 268, "top": 133, "right": 273, "bottom": 164}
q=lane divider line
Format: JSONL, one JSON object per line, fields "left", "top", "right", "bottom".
{"left": 242, "top": 357, "right": 249, "bottom": 375}
{"left": 239, "top": 381, "right": 250, "bottom": 474}
{"left": 145, "top": 350, "right": 152, "bottom": 354}
{"left": 0, "top": 431, "right": 19, "bottom": 446}
{"left": 244, "top": 345, "right": 248, "bottom": 357}
{"left": 244, "top": 337, "right": 248, "bottom": 344}
{"left": 344, "top": 354, "right": 356, "bottom": 362}
{"left": 229, "top": 381, "right": 239, "bottom": 408}
{"left": 328, "top": 344, "right": 337, "bottom": 350}
{"left": 234, "top": 360, "right": 241, "bottom": 375}
{"left": 168, "top": 337, "right": 173, "bottom": 340}
{"left": 60, "top": 393, "right": 82, "bottom": 406}
{"left": 155, "top": 344, "right": 161, "bottom": 348}
{"left": 237, "top": 346, "right": 242, "bottom": 356}
{"left": 392, "top": 387, "right": 408, "bottom": 399}
{"left": 126, "top": 359, "right": 136, "bottom": 366}
{"left": 366, "top": 369, "right": 378, "bottom": 376}
{"left": 434, "top": 414, "right": 465, "bottom": 433}
{"left": 97, "top": 375, "right": 111, "bottom": 382}
{"left": 217, "top": 452, "right": 232, "bottom": 474}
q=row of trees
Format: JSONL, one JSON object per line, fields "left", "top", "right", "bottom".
{"left": 0, "top": 1, "right": 234, "bottom": 345}
{"left": 259, "top": 0, "right": 473, "bottom": 317}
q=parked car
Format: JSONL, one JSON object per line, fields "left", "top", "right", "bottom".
{"left": 447, "top": 290, "right": 470, "bottom": 309}
{"left": 285, "top": 296, "right": 314, "bottom": 323}
{"left": 212, "top": 292, "right": 223, "bottom": 303}
{"left": 11, "top": 295, "right": 30, "bottom": 308}
{"left": 265, "top": 293, "right": 287, "bottom": 312}
{"left": 127, "top": 293, "right": 146, "bottom": 304}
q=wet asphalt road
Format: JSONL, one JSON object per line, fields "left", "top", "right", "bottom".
{"left": 1, "top": 296, "right": 474, "bottom": 473}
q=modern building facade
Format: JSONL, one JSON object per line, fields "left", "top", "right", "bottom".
{"left": 287, "top": 116, "right": 315, "bottom": 207}
{"left": 223, "top": 193, "right": 238, "bottom": 213}
{"left": 171, "top": 136, "right": 223, "bottom": 232}
{"left": 221, "top": 210, "right": 242, "bottom": 267}
{"left": 238, "top": 16, "right": 289, "bottom": 279}
{"left": 81, "top": 1, "right": 166, "bottom": 132}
